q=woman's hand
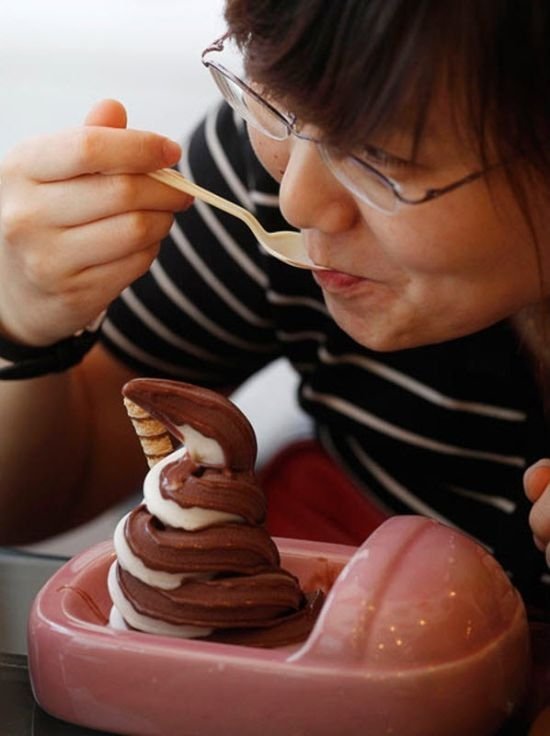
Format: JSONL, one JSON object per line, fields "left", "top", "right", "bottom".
{"left": 523, "top": 458, "right": 550, "bottom": 565}
{"left": 0, "top": 99, "right": 192, "bottom": 346}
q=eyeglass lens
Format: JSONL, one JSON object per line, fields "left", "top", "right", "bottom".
{"left": 208, "top": 67, "right": 288, "bottom": 140}
{"left": 207, "top": 64, "right": 398, "bottom": 212}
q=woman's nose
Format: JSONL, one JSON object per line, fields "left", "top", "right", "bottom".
{"left": 278, "top": 139, "right": 358, "bottom": 234}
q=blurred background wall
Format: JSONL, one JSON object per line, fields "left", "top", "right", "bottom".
{"left": 0, "top": 0, "right": 226, "bottom": 157}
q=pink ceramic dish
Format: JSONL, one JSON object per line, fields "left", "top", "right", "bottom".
{"left": 28, "top": 516, "right": 530, "bottom": 736}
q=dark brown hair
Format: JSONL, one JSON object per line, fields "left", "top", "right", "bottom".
{"left": 225, "top": 0, "right": 550, "bottom": 175}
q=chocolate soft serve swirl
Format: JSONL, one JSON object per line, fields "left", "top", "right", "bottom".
{"left": 123, "top": 379, "right": 256, "bottom": 471}
{"left": 108, "top": 378, "right": 323, "bottom": 647}
{"left": 124, "top": 506, "right": 279, "bottom": 575}
{"left": 159, "top": 453, "right": 266, "bottom": 524}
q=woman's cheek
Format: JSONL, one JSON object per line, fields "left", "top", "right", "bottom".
{"left": 247, "top": 127, "right": 288, "bottom": 181}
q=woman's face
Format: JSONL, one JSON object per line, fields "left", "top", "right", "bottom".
{"left": 247, "top": 92, "right": 550, "bottom": 351}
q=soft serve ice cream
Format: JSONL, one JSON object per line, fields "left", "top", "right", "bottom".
{"left": 108, "top": 378, "right": 323, "bottom": 647}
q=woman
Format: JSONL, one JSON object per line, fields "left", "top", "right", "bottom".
{"left": 0, "top": 0, "right": 549, "bottom": 610}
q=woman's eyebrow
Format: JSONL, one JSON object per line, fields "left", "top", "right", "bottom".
{"left": 366, "top": 123, "right": 439, "bottom": 158}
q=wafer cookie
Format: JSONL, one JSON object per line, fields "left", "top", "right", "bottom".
{"left": 123, "top": 396, "right": 173, "bottom": 467}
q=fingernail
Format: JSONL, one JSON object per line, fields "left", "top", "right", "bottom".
{"left": 163, "top": 139, "right": 182, "bottom": 164}
{"left": 524, "top": 458, "right": 550, "bottom": 501}
{"left": 525, "top": 458, "right": 550, "bottom": 481}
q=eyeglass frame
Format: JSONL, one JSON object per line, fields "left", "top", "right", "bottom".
{"left": 201, "top": 34, "right": 493, "bottom": 213}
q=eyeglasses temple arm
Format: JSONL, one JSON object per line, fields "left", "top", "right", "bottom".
{"left": 395, "top": 168, "right": 490, "bottom": 206}
{"left": 201, "top": 32, "right": 231, "bottom": 62}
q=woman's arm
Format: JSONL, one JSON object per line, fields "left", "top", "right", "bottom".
{"left": 0, "top": 345, "right": 144, "bottom": 543}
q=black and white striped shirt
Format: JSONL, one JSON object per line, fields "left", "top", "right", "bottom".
{"left": 102, "top": 102, "right": 550, "bottom": 610}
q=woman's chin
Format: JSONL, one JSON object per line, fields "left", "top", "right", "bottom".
{"left": 321, "top": 289, "right": 417, "bottom": 352}
{"left": 325, "top": 303, "right": 408, "bottom": 352}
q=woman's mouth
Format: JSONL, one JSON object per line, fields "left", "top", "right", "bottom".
{"left": 312, "top": 269, "right": 365, "bottom": 293}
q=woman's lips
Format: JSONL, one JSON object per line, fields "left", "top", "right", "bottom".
{"left": 313, "top": 269, "right": 365, "bottom": 293}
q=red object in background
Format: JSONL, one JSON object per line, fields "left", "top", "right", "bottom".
{"left": 259, "top": 439, "right": 388, "bottom": 545}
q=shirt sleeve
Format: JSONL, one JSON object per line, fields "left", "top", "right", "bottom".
{"left": 100, "top": 102, "right": 281, "bottom": 388}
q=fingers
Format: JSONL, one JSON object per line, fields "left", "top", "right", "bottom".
{"left": 74, "top": 241, "right": 163, "bottom": 303}
{"left": 59, "top": 210, "right": 176, "bottom": 271}
{"left": 29, "top": 173, "right": 191, "bottom": 228}
{"left": 529, "top": 494, "right": 550, "bottom": 556}
{"left": 6, "top": 206, "right": 175, "bottom": 293}
{"left": 524, "top": 459, "right": 550, "bottom": 557}
{"left": 3, "top": 126, "right": 182, "bottom": 182}
{"left": 13, "top": 240, "right": 162, "bottom": 345}
{"left": 523, "top": 458, "right": 550, "bottom": 502}
{"left": 0, "top": 203, "right": 170, "bottom": 346}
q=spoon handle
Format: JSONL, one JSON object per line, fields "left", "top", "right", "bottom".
{"left": 148, "top": 168, "right": 261, "bottom": 234}
{"left": 148, "top": 167, "right": 326, "bottom": 272}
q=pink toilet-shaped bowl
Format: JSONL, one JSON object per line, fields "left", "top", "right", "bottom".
{"left": 28, "top": 516, "right": 530, "bottom": 736}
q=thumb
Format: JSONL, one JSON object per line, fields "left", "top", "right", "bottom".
{"left": 84, "top": 98, "right": 128, "bottom": 128}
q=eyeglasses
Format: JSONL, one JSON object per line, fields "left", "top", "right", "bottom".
{"left": 201, "top": 34, "right": 490, "bottom": 215}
